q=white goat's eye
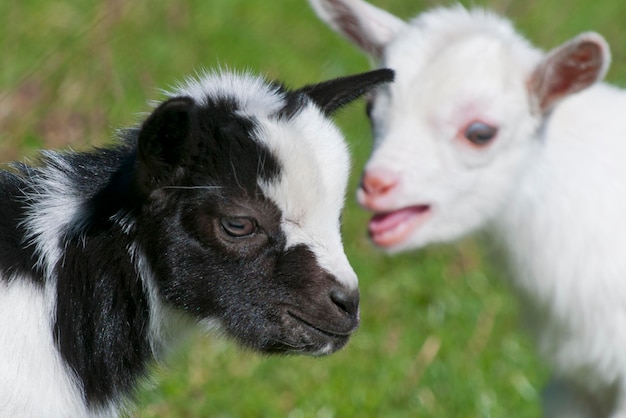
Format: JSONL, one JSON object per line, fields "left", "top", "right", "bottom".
{"left": 464, "top": 122, "right": 498, "bottom": 146}
{"left": 220, "top": 217, "right": 256, "bottom": 237}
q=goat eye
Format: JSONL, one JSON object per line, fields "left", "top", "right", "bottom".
{"left": 464, "top": 122, "right": 498, "bottom": 146}
{"left": 220, "top": 217, "right": 256, "bottom": 237}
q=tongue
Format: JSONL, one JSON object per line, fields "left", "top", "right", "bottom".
{"left": 369, "top": 208, "right": 420, "bottom": 234}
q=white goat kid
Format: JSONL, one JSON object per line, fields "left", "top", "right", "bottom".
{"left": 310, "top": 1, "right": 626, "bottom": 416}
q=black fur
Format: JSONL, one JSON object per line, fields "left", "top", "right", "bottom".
{"left": 55, "top": 227, "right": 149, "bottom": 408}
{"left": 0, "top": 170, "right": 44, "bottom": 284}
{"left": 297, "top": 68, "right": 394, "bottom": 115}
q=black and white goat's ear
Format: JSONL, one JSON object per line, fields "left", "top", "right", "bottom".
{"left": 135, "top": 97, "right": 195, "bottom": 191}
{"left": 529, "top": 32, "right": 610, "bottom": 114}
{"left": 308, "top": 0, "right": 406, "bottom": 59}
{"left": 298, "top": 68, "right": 394, "bottom": 115}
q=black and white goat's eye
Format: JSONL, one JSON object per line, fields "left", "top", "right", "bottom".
{"left": 220, "top": 217, "right": 256, "bottom": 237}
{"left": 464, "top": 122, "right": 498, "bottom": 146}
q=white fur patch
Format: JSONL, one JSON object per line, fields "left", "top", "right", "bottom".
{"left": 21, "top": 152, "right": 85, "bottom": 280}
{"left": 0, "top": 278, "right": 90, "bottom": 416}
{"left": 168, "top": 69, "right": 285, "bottom": 118}
{"left": 257, "top": 103, "right": 358, "bottom": 290}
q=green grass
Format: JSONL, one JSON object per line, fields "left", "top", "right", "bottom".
{"left": 2, "top": 0, "right": 626, "bottom": 416}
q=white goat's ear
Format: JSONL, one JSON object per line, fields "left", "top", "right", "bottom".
{"left": 297, "top": 68, "right": 394, "bottom": 115}
{"left": 308, "top": 0, "right": 407, "bottom": 59}
{"left": 529, "top": 32, "right": 610, "bottom": 113}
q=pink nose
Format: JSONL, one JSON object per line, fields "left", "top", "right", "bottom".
{"left": 360, "top": 168, "right": 399, "bottom": 199}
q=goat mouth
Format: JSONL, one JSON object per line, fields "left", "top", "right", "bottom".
{"left": 368, "top": 205, "right": 431, "bottom": 248}
{"left": 287, "top": 311, "right": 354, "bottom": 339}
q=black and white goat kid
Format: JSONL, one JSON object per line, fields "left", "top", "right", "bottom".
{"left": 0, "top": 68, "right": 393, "bottom": 416}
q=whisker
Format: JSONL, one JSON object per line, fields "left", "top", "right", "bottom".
{"left": 160, "top": 186, "right": 223, "bottom": 190}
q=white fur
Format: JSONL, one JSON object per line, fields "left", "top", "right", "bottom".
{"left": 22, "top": 151, "right": 85, "bottom": 279}
{"left": 169, "top": 69, "right": 285, "bottom": 116}
{"left": 311, "top": 1, "right": 626, "bottom": 416}
{"left": 0, "top": 279, "right": 94, "bottom": 417}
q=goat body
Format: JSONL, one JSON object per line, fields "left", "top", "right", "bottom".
{"left": 0, "top": 68, "right": 393, "bottom": 416}
{"left": 310, "top": 1, "right": 626, "bottom": 416}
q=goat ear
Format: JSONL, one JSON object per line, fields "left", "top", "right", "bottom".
{"left": 297, "top": 68, "right": 394, "bottom": 115}
{"left": 135, "top": 97, "right": 195, "bottom": 190}
{"left": 529, "top": 32, "right": 610, "bottom": 113}
{"left": 308, "top": 0, "right": 406, "bottom": 59}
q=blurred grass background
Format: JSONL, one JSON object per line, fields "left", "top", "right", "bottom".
{"left": 2, "top": 0, "right": 626, "bottom": 417}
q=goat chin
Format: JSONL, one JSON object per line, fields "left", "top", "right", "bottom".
{"left": 310, "top": 0, "right": 626, "bottom": 415}
{"left": 0, "top": 68, "right": 393, "bottom": 416}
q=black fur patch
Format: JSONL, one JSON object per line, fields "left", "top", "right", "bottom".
{"left": 296, "top": 68, "right": 394, "bottom": 115}
{"left": 0, "top": 170, "right": 44, "bottom": 284}
{"left": 54, "top": 229, "right": 150, "bottom": 408}
{"left": 277, "top": 68, "right": 394, "bottom": 119}
{"left": 189, "top": 96, "right": 280, "bottom": 187}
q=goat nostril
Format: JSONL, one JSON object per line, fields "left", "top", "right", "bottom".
{"left": 329, "top": 287, "right": 360, "bottom": 317}
{"left": 360, "top": 170, "right": 398, "bottom": 197}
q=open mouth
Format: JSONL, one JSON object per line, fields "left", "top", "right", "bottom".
{"left": 368, "top": 205, "right": 431, "bottom": 248}
{"left": 287, "top": 311, "right": 354, "bottom": 339}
